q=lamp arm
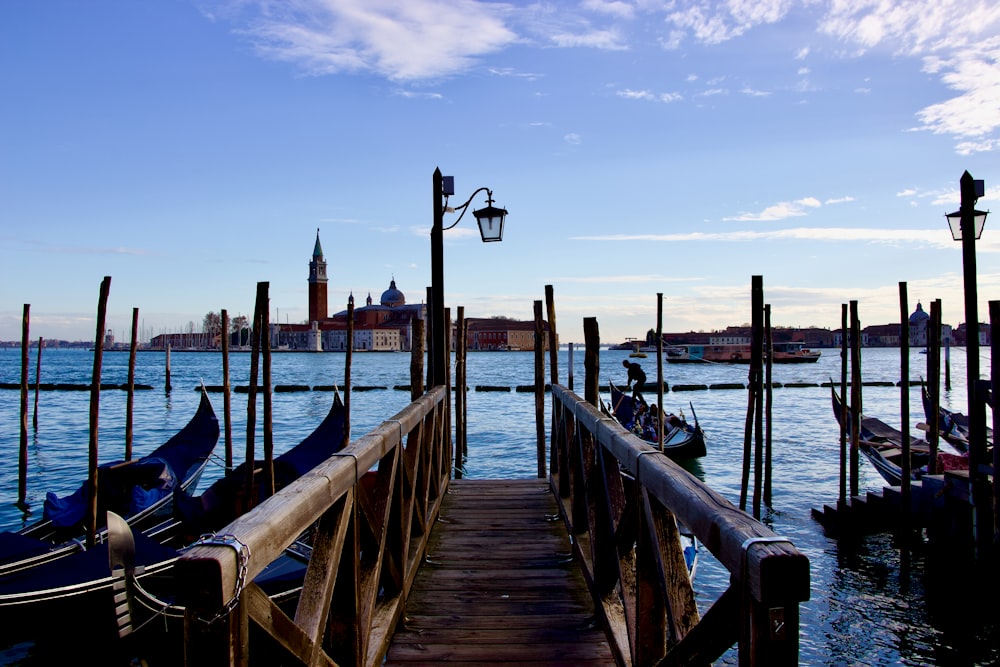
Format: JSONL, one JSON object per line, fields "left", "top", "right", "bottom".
{"left": 442, "top": 186, "right": 493, "bottom": 231}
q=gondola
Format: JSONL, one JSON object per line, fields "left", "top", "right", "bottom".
{"left": 0, "top": 390, "right": 347, "bottom": 637}
{"left": 0, "top": 386, "right": 219, "bottom": 579}
{"left": 830, "top": 384, "right": 941, "bottom": 486}
{"left": 919, "top": 382, "right": 993, "bottom": 455}
{"left": 603, "top": 381, "right": 706, "bottom": 460}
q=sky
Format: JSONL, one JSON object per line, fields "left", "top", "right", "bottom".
{"left": 2, "top": 0, "right": 1000, "bottom": 346}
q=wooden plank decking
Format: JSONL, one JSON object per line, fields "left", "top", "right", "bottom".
{"left": 383, "top": 478, "right": 615, "bottom": 666}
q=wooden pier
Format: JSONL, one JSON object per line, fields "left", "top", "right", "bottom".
{"left": 155, "top": 377, "right": 808, "bottom": 667}
{"left": 384, "top": 479, "right": 614, "bottom": 666}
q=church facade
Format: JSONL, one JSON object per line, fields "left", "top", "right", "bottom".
{"left": 273, "top": 230, "right": 426, "bottom": 352}
{"left": 272, "top": 230, "right": 555, "bottom": 353}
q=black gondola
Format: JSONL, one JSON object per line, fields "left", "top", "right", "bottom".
{"left": 0, "top": 390, "right": 346, "bottom": 638}
{"left": 830, "top": 384, "right": 941, "bottom": 486}
{"left": 603, "top": 381, "right": 706, "bottom": 460}
{"left": 0, "top": 387, "right": 219, "bottom": 579}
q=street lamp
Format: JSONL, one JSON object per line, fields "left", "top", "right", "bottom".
{"left": 945, "top": 170, "right": 989, "bottom": 550}
{"left": 430, "top": 167, "right": 507, "bottom": 388}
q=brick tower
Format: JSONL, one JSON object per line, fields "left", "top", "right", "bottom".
{"left": 308, "top": 228, "right": 328, "bottom": 323}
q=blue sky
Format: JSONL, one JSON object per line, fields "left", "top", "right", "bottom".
{"left": 2, "top": 0, "right": 999, "bottom": 345}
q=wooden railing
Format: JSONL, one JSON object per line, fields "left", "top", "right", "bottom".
{"left": 549, "top": 384, "right": 810, "bottom": 667}
{"left": 174, "top": 384, "right": 451, "bottom": 666}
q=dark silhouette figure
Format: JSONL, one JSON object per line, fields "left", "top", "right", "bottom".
{"left": 622, "top": 359, "right": 646, "bottom": 402}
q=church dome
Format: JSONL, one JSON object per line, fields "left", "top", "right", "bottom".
{"left": 380, "top": 279, "right": 405, "bottom": 307}
{"left": 909, "top": 302, "right": 930, "bottom": 325}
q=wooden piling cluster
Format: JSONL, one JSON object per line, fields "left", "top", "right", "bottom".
{"left": 814, "top": 292, "right": 1000, "bottom": 567}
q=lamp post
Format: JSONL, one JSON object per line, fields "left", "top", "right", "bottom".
{"left": 430, "top": 167, "right": 507, "bottom": 388}
{"left": 945, "top": 170, "right": 989, "bottom": 551}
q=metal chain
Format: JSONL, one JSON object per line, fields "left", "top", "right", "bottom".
{"left": 190, "top": 532, "right": 251, "bottom": 624}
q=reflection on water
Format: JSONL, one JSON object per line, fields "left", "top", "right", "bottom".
{"left": 0, "top": 346, "right": 997, "bottom": 665}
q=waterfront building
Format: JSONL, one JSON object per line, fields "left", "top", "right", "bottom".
{"left": 465, "top": 318, "right": 557, "bottom": 351}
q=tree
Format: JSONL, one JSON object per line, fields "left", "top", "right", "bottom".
{"left": 203, "top": 311, "right": 222, "bottom": 336}
{"left": 230, "top": 315, "right": 250, "bottom": 346}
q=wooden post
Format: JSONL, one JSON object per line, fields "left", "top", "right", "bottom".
{"left": 32, "top": 336, "right": 42, "bottom": 430}
{"left": 849, "top": 300, "right": 862, "bottom": 499}
{"left": 545, "top": 285, "right": 560, "bottom": 475}
{"left": 945, "top": 338, "right": 951, "bottom": 391}
{"left": 583, "top": 317, "right": 600, "bottom": 407}
{"left": 838, "top": 304, "right": 848, "bottom": 507}
{"left": 261, "top": 286, "right": 274, "bottom": 499}
{"left": 221, "top": 309, "right": 233, "bottom": 470}
{"left": 927, "top": 300, "right": 942, "bottom": 475}
{"left": 410, "top": 317, "right": 425, "bottom": 401}
{"left": 656, "top": 293, "right": 664, "bottom": 452}
{"left": 165, "top": 343, "right": 172, "bottom": 394}
{"left": 568, "top": 342, "right": 574, "bottom": 391}
{"left": 751, "top": 277, "right": 764, "bottom": 518}
{"left": 457, "top": 306, "right": 467, "bottom": 459}
{"left": 425, "top": 287, "right": 434, "bottom": 391}
{"left": 991, "top": 300, "right": 1000, "bottom": 547}
{"left": 898, "top": 282, "right": 911, "bottom": 535}
{"left": 534, "top": 300, "right": 546, "bottom": 477}
{"left": 741, "top": 276, "right": 763, "bottom": 514}
{"left": 545, "top": 285, "right": 559, "bottom": 386}
{"left": 126, "top": 307, "right": 139, "bottom": 460}
{"left": 455, "top": 306, "right": 466, "bottom": 480}
{"left": 764, "top": 304, "right": 773, "bottom": 507}
{"left": 345, "top": 295, "right": 354, "bottom": 449}
{"left": 87, "top": 276, "right": 111, "bottom": 548}
{"left": 19, "top": 305, "right": 29, "bottom": 508}
{"left": 244, "top": 283, "right": 266, "bottom": 513}
{"left": 445, "top": 306, "right": 453, "bottom": 465}
{"left": 461, "top": 316, "right": 468, "bottom": 458}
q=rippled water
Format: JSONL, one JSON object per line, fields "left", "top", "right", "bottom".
{"left": 0, "top": 345, "right": 997, "bottom": 665}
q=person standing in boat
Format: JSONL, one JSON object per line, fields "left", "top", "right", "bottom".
{"left": 622, "top": 359, "right": 647, "bottom": 403}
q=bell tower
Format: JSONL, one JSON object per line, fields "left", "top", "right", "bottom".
{"left": 308, "top": 228, "right": 328, "bottom": 323}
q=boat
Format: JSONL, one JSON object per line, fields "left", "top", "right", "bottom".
{"left": 666, "top": 342, "right": 821, "bottom": 364}
{"left": 0, "top": 390, "right": 347, "bottom": 636}
{"left": 0, "top": 387, "right": 219, "bottom": 579}
{"left": 829, "top": 385, "right": 947, "bottom": 486}
{"left": 918, "top": 382, "right": 993, "bottom": 455}
{"left": 602, "top": 381, "right": 706, "bottom": 460}
{"left": 610, "top": 338, "right": 642, "bottom": 351}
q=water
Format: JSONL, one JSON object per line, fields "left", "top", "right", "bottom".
{"left": 0, "top": 345, "right": 997, "bottom": 665}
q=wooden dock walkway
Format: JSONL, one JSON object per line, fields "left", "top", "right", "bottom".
{"left": 383, "top": 478, "right": 615, "bottom": 666}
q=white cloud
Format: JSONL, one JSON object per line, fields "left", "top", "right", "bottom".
{"left": 617, "top": 88, "right": 657, "bottom": 101}
{"left": 723, "top": 197, "right": 821, "bottom": 221}
{"left": 229, "top": 0, "right": 518, "bottom": 81}
{"left": 564, "top": 133, "right": 583, "bottom": 145}
{"left": 571, "top": 227, "right": 997, "bottom": 252}
{"left": 617, "top": 88, "right": 682, "bottom": 103}
{"left": 581, "top": 0, "right": 634, "bottom": 20}
{"left": 915, "top": 44, "right": 1000, "bottom": 151}
{"left": 551, "top": 28, "right": 628, "bottom": 50}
